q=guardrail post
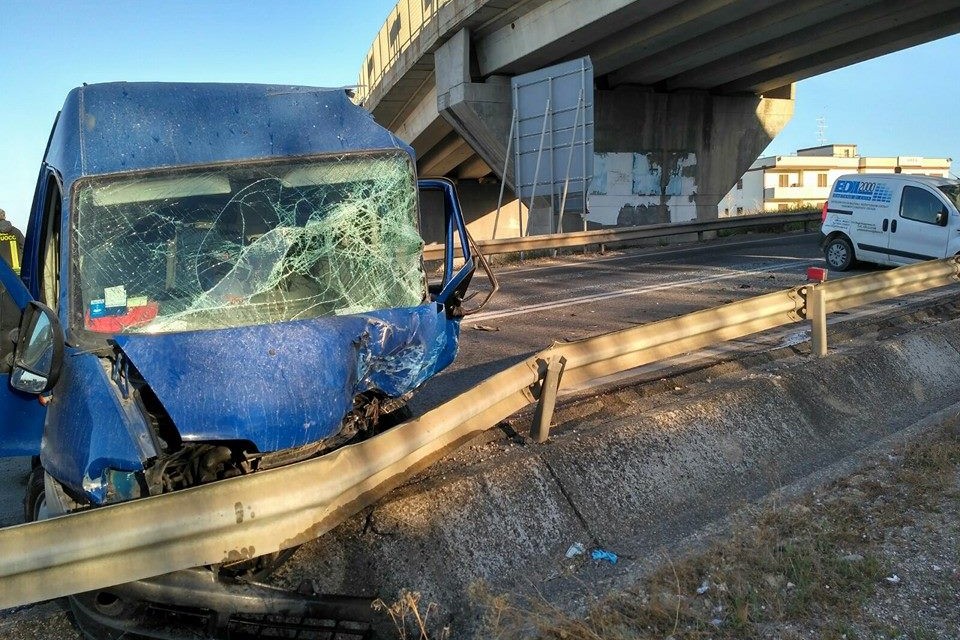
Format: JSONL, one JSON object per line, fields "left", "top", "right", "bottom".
{"left": 808, "top": 284, "right": 828, "bottom": 357}
{"left": 532, "top": 356, "right": 565, "bottom": 443}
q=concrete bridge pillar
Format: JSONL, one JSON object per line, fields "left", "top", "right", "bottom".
{"left": 593, "top": 85, "right": 794, "bottom": 223}
{"left": 435, "top": 28, "right": 795, "bottom": 229}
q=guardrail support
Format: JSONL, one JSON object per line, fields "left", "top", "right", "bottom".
{"left": 808, "top": 285, "right": 828, "bottom": 357}
{"left": 532, "top": 356, "right": 565, "bottom": 442}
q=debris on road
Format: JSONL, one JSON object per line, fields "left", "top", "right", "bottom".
{"left": 591, "top": 549, "right": 618, "bottom": 565}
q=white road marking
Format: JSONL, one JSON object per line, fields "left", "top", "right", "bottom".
{"left": 470, "top": 260, "right": 808, "bottom": 322}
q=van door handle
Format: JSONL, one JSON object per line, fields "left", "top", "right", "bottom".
{"left": 891, "top": 220, "right": 898, "bottom": 233}
{"left": 882, "top": 219, "right": 889, "bottom": 232}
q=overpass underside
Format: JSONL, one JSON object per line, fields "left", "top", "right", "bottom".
{"left": 361, "top": 0, "right": 960, "bottom": 236}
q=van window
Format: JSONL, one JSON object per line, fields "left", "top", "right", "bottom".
{"left": 37, "top": 174, "right": 62, "bottom": 308}
{"left": 900, "top": 186, "right": 947, "bottom": 226}
{"left": 938, "top": 184, "right": 960, "bottom": 208}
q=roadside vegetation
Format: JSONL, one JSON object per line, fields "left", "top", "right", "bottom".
{"left": 380, "top": 422, "right": 960, "bottom": 639}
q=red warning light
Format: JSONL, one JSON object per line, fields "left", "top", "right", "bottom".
{"left": 807, "top": 267, "right": 828, "bottom": 282}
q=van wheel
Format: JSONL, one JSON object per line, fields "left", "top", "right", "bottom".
{"left": 824, "top": 236, "right": 854, "bottom": 271}
{"left": 23, "top": 466, "right": 48, "bottom": 522}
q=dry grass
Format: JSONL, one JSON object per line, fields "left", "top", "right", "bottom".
{"left": 373, "top": 590, "right": 451, "bottom": 640}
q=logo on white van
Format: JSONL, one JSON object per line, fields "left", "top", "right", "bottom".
{"left": 834, "top": 180, "right": 893, "bottom": 204}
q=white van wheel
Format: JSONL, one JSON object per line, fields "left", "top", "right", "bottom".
{"left": 825, "top": 237, "right": 854, "bottom": 271}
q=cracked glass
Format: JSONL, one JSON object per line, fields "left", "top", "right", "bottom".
{"left": 74, "top": 153, "right": 425, "bottom": 334}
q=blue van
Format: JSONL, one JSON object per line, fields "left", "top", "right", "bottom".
{"left": 0, "top": 82, "right": 489, "bottom": 635}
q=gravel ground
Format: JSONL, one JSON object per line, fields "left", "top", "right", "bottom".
{"left": 838, "top": 450, "right": 960, "bottom": 638}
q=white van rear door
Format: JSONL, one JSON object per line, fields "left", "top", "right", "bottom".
{"left": 887, "top": 185, "right": 951, "bottom": 264}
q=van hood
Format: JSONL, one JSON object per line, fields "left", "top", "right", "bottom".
{"left": 111, "top": 304, "right": 457, "bottom": 452}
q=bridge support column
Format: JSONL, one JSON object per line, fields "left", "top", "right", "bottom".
{"left": 435, "top": 28, "right": 513, "bottom": 185}
{"left": 591, "top": 86, "right": 795, "bottom": 224}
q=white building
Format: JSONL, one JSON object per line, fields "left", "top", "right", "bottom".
{"left": 719, "top": 144, "right": 953, "bottom": 216}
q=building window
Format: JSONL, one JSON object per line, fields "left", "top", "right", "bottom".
{"left": 736, "top": 207, "right": 743, "bottom": 215}
{"left": 778, "top": 174, "right": 789, "bottom": 187}
{"left": 724, "top": 208, "right": 729, "bottom": 216}
{"left": 736, "top": 179, "right": 743, "bottom": 190}
{"left": 817, "top": 173, "right": 828, "bottom": 188}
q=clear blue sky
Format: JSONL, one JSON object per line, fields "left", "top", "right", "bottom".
{"left": 1, "top": 1, "right": 958, "bottom": 229}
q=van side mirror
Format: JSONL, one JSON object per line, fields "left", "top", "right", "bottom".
{"left": 11, "top": 301, "right": 64, "bottom": 394}
{"left": 937, "top": 208, "right": 948, "bottom": 226}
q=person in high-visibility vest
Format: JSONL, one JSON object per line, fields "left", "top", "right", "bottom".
{"left": 0, "top": 208, "right": 25, "bottom": 275}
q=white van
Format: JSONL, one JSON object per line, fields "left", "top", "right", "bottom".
{"left": 821, "top": 173, "right": 960, "bottom": 270}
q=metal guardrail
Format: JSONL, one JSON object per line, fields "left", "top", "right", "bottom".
{"left": 1, "top": 255, "right": 958, "bottom": 608}
{"left": 422, "top": 211, "right": 821, "bottom": 261}
{"left": 806, "top": 257, "right": 960, "bottom": 356}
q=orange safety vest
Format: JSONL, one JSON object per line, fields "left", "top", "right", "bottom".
{"left": 0, "top": 232, "right": 21, "bottom": 274}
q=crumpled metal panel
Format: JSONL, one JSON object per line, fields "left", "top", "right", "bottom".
{"left": 41, "top": 352, "right": 154, "bottom": 500}
{"left": 111, "top": 303, "right": 458, "bottom": 453}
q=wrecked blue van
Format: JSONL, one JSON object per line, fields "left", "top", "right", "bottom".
{"left": 0, "top": 82, "right": 489, "bottom": 635}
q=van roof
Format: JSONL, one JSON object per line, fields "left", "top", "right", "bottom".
{"left": 839, "top": 172, "right": 958, "bottom": 188}
{"left": 44, "top": 82, "right": 412, "bottom": 188}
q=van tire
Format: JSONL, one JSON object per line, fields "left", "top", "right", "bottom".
{"left": 23, "top": 465, "right": 46, "bottom": 522}
{"left": 824, "top": 236, "right": 854, "bottom": 271}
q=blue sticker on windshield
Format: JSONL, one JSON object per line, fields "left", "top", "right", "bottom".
{"left": 90, "top": 299, "right": 106, "bottom": 318}
{"left": 833, "top": 180, "right": 893, "bottom": 204}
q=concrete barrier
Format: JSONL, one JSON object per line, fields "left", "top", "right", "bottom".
{"left": 269, "top": 317, "right": 960, "bottom": 629}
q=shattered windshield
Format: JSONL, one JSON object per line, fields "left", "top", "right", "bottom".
{"left": 74, "top": 153, "right": 425, "bottom": 334}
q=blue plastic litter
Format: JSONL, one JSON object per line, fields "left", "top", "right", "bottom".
{"left": 591, "top": 549, "right": 618, "bottom": 564}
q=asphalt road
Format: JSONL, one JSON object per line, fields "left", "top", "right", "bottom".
{"left": 410, "top": 230, "right": 828, "bottom": 412}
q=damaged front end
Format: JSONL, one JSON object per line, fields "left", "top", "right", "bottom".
{"left": 47, "top": 151, "right": 468, "bottom": 504}
{"left": 35, "top": 154, "right": 485, "bottom": 636}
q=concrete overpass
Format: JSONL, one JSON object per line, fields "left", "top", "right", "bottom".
{"left": 357, "top": 0, "right": 960, "bottom": 236}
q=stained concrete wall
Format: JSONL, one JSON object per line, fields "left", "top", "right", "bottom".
{"left": 594, "top": 86, "right": 795, "bottom": 222}
{"left": 272, "top": 314, "right": 960, "bottom": 632}
{"left": 420, "top": 179, "right": 547, "bottom": 242}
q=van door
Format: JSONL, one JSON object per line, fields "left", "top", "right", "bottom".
{"left": 887, "top": 185, "right": 951, "bottom": 264}
{"left": 831, "top": 178, "right": 893, "bottom": 265}
{"left": 0, "top": 259, "right": 47, "bottom": 456}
